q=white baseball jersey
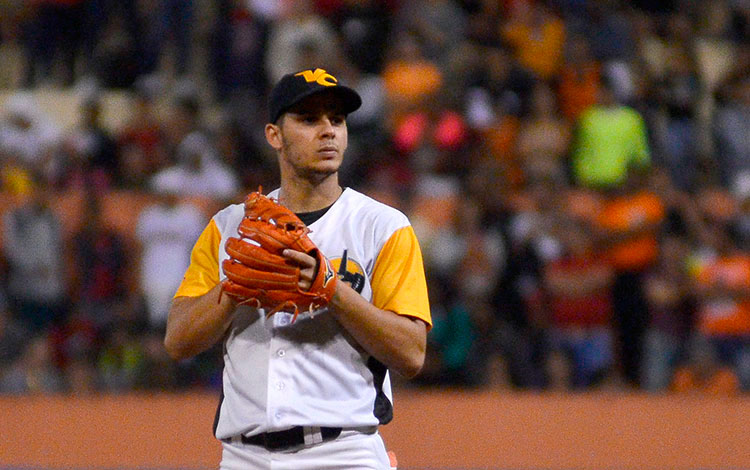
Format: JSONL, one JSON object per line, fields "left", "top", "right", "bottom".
{"left": 174, "top": 188, "right": 431, "bottom": 440}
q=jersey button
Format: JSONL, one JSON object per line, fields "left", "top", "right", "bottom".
{"left": 277, "top": 349, "right": 285, "bottom": 357}
{"left": 276, "top": 381, "right": 285, "bottom": 391}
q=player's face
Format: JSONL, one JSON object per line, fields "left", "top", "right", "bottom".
{"left": 267, "top": 94, "right": 348, "bottom": 182}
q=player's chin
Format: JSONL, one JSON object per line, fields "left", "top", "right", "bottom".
{"left": 302, "top": 165, "right": 340, "bottom": 181}
{"left": 311, "top": 158, "right": 342, "bottom": 174}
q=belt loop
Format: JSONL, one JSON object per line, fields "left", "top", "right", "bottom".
{"left": 303, "top": 426, "right": 323, "bottom": 446}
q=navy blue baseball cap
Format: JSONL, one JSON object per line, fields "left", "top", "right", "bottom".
{"left": 268, "top": 68, "right": 362, "bottom": 123}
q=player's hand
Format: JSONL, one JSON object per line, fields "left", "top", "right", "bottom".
{"left": 282, "top": 249, "right": 317, "bottom": 291}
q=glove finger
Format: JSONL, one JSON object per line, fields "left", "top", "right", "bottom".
{"left": 238, "top": 219, "right": 292, "bottom": 254}
{"left": 222, "top": 260, "right": 298, "bottom": 290}
{"left": 225, "top": 237, "right": 298, "bottom": 276}
{"left": 221, "top": 280, "right": 262, "bottom": 303}
{"left": 245, "top": 191, "right": 307, "bottom": 230}
{"left": 238, "top": 219, "right": 317, "bottom": 255}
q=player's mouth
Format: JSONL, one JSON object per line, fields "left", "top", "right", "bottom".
{"left": 318, "top": 146, "right": 339, "bottom": 158}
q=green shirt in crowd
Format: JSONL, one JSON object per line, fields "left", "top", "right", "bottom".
{"left": 572, "top": 105, "right": 650, "bottom": 188}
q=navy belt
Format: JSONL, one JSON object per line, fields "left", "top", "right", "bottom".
{"left": 236, "top": 426, "right": 342, "bottom": 451}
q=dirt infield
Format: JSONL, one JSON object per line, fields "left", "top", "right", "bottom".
{"left": 1, "top": 390, "right": 748, "bottom": 469}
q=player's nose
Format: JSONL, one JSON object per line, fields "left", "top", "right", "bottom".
{"left": 319, "top": 117, "right": 336, "bottom": 137}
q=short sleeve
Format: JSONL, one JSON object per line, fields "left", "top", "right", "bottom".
{"left": 174, "top": 218, "right": 221, "bottom": 298}
{"left": 370, "top": 225, "right": 431, "bottom": 327}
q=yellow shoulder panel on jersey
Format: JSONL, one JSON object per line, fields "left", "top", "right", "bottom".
{"left": 174, "top": 218, "right": 221, "bottom": 298}
{"left": 371, "top": 225, "right": 431, "bottom": 327}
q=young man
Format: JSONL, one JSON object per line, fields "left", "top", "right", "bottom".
{"left": 164, "top": 68, "right": 431, "bottom": 469}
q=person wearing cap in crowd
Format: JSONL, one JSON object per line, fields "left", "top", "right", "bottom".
{"left": 163, "top": 68, "right": 431, "bottom": 469}
{"left": 150, "top": 131, "right": 240, "bottom": 203}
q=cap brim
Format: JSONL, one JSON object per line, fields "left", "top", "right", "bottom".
{"left": 276, "top": 86, "right": 362, "bottom": 122}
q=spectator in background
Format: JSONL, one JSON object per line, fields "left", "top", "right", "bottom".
{"left": 0, "top": 93, "right": 61, "bottom": 181}
{"left": 263, "top": 0, "right": 339, "bottom": 84}
{"left": 0, "top": 294, "right": 32, "bottom": 371}
{"left": 0, "top": 336, "right": 65, "bottom": 394}
{"left": 212, "top": 112, "right": 274, "bottom": 193}
{"left": 713, "top": 75, "right": 750, "bottom": 188}
{"left": 641, "top": 234, "right": 696, "bottom": 392}
{"left": 542, "top": 221, "right": 615, "bottom": 390}
{"left": 650, "top": 44, "right": 702, "bottom": 192}
{"left": 150, "top": 132, "right": 240, "bottom": 202}
{"left": 491, "top": 173, "right": 568, "bottom": 389}
{"left": 381, "top": 29, "right": 443, "bottom": 128}
{"left": 22, "top": 0, "right": 87, "bottom": 86}
{"left": 465, "top": 39, "right": 535, "bottom": 121}
{"left": 684, "top": 186, "right": 750, "bottom": 393}
{"left": 135, "top": 182, "right": 205, "bottom": 331}
{"left": 208, "top": 0, "right": 268, "bottom": 102}
{"left": 417, "top": 196, "right": 504, "bottom": 387}
{"left": 162, "top": 82, "right": 206, "bottom": 156}
{"left": 2, "top": 179, "right": 68, "bottom": 334}
{"left": 515, "top": 81, "right": 571, "bottom": 183}
{"left": 731, "top": 171, "right": 750, "bottom": 252}
{"left": 87, "top": 1, "right": 144, "bottom": 89}
{"left": 97, "top": 320, "right": 146, "bottom": 391}
{"left": 118, "top": 77, "right": 168, "bottom": 188}
{"left": 594, "top": 168, "right": 666, "bottom": 387}
{"left": 59, "top": 92, "right": 119, "bottom": 189}
{"left": 48, "top": 306, "right": 99, "bottom": 392}
{"left": 335, "top": 59, "right": 389, "bottom": 187}
{"left": 70, "top": 191, "right": 130, "bottom": 332}
{"left": 571, "top": 74, "right": 651, "bottom": 190}
{"left": 141, "top": 0, "right": 194, "bottom": 77}
{"left": 393, "top": 0, "right": 467, "bottom": 70}
{"left": 417, "top": 276, "right": 483, "bottom": 387}
{"left": 557, "top": 34, "right": 601, "bottom": 122}
{"left": 333, "top": 0, "right": 394, "bottom": 74}
{"left": 579, "top": 1, "right": 635, "bottom": 64}
{"left": 137, "top": 329, "right": 179, "bottom": 390}
{"left": 391, "top": 93, "right": 470, "bottom": 175}
{"left": 500, "top": 2, "right": 566, "bottom": 81}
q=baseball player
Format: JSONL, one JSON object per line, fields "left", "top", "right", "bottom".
{"left": 164, "top": 68, "right": 431, "bottom": 469}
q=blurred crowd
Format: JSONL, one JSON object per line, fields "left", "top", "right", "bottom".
{"left": 0, "top": 0, "right": 749, "bottom": 395}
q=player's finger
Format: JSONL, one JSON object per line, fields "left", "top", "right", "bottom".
{"left": 282, "top": 249, "right": 316, "bottom": 268}
{"left": 282, "top": 249, "right": 315, "bottom": 290}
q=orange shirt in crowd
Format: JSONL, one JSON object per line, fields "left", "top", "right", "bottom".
{"left": 691, "top": 253, "right": 750, "bottom": 336}
{"left": 483, "top": 116, "right": 522, "bottom": 186}
{"left": 382, "top": 60, "right": 442, "bottom": 113}
{"left": 501, "top": 17, "right": 566, "bottom": 80}
{"left": 596, "top": 191, "right": 665, "bottom": 271}
{"left": 558, "top": 63, "right": 600, "bottom": 121}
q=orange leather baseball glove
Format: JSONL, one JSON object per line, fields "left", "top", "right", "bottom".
{"left": 220, "top": 190, "right": 337, "bottom": 322}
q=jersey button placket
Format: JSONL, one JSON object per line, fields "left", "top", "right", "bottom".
{"left": 267, "top": 329, "right": 291, "bottom": 427}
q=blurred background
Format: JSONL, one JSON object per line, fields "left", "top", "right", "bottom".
{"left": 0, "top": 0, "right": 749, "bottom": 466}
{"left": 1, "top": 0, "right": 750, "bottom": 398}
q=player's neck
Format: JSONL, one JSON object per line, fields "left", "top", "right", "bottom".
{"left": 278, "top": 176, "right": 342, "bottom": 213}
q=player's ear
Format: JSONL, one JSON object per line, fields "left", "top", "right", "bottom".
{"left": 265, "top": 122, "right": 283, "bottom": 151}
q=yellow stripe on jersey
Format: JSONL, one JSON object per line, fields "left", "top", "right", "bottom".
{"left": 370, "top": 225, "right": 431, "bottom": 327}
{"left": 174, "top": 218, "right": 221, "bottom": 298}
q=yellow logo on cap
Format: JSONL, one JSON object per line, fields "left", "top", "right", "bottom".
{"left": 295, "top": 68, "right": 338, "bottom": 87}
